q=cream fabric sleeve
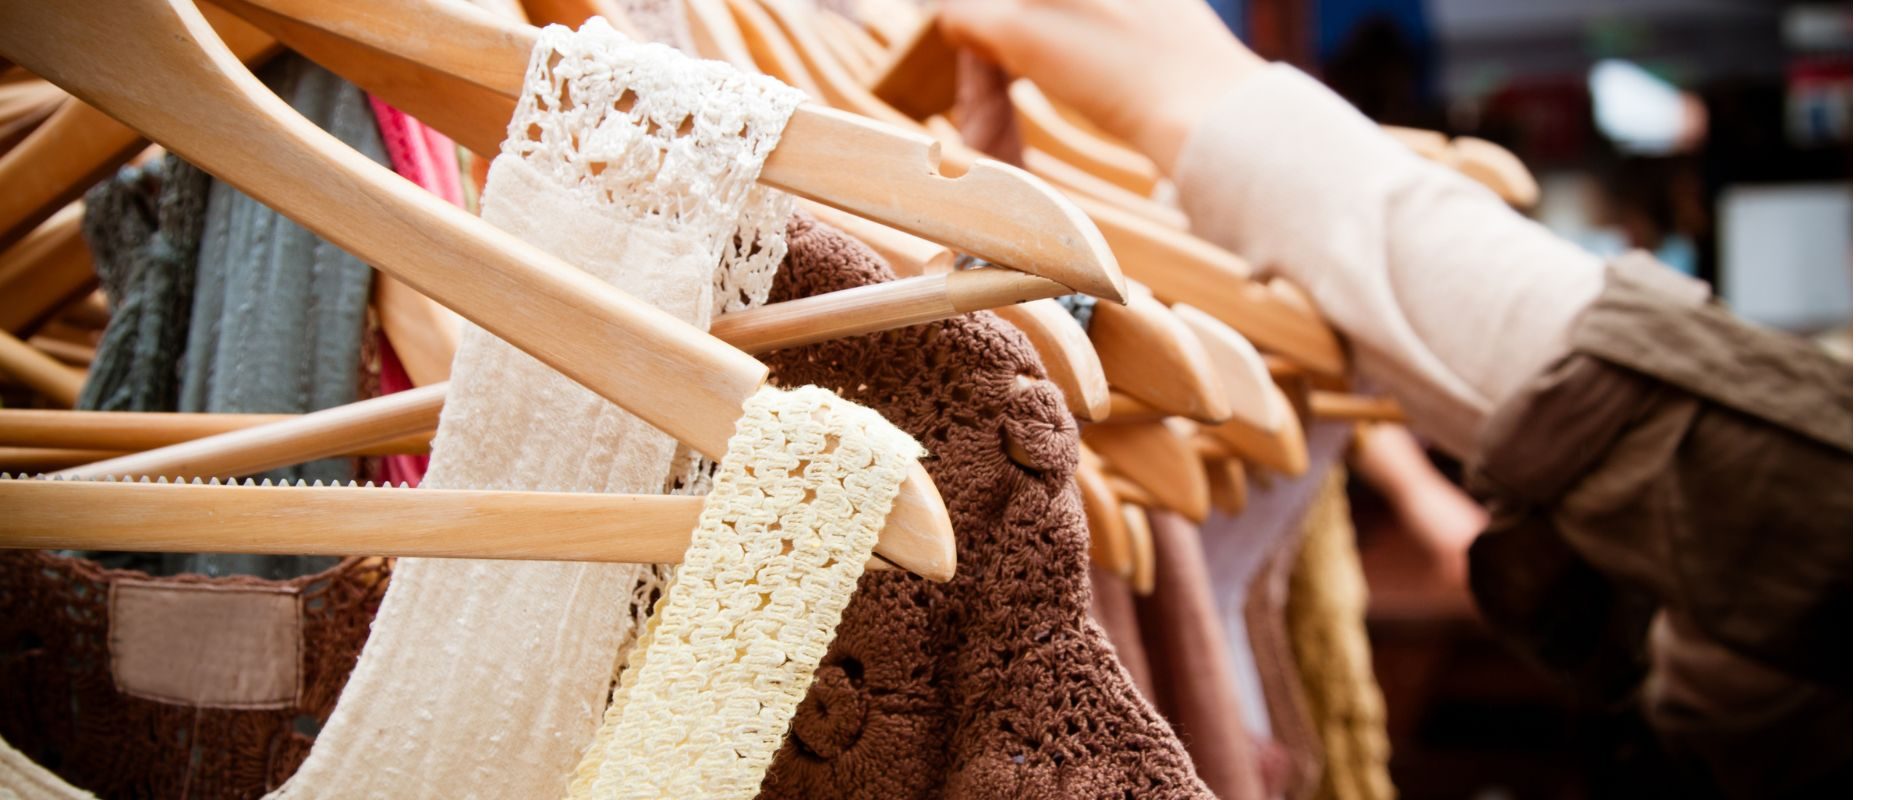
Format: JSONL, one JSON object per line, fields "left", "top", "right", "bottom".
{"left": 1171, "top": 62, "right": 1606, "bottom": 459}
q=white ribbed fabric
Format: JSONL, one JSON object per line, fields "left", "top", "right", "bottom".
{"left": 1173, "top": 63, "right": 1606, "bottom": 459}
{"left": 268, "top": 23, "right": 803, "bottom": 799}
{"left": 566, "top": 385, "right": 921, "bottom": 799}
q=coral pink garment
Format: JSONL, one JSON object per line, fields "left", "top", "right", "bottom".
{"left": 368, "top": 98, "right": 463, "bottom": 485}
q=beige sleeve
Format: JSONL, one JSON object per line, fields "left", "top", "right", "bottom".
{"left": 1171, "top": 62, "right": 1605, "bottom": 459}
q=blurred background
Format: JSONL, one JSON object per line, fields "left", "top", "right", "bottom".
{"left": 1204, "top": 2, "right": 1851, "bottom": 797}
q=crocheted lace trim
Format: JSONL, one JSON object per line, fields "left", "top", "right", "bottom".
{"left": 505, "top": 19, "right": 802, "bottom": 313}
{"left": 566, "top": 385, "right": 923, "bottom": 799}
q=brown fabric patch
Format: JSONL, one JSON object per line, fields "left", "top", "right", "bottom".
{"left": 109, "top": 580, "right": 302, "bottom": 709}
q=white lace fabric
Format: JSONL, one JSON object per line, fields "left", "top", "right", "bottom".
{"left": 566, "top": 386, "right": 922, "bottom": 799}
{"left": 266, "top": 22, "right": 808, "bottom": 800}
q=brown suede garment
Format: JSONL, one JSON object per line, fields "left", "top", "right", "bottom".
{"left": 1466, "top": 253, "right": 1851, "bottom": 798}
{"left": 759, "top": 215, "right": 1212, "bottom": 798}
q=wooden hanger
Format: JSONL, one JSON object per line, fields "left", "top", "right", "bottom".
{"left": 1076, "top": 445, "right": 1133, "bottom": 578}
{"left": 1008, "top": 80, "right": 1160, "bottom": 197}
{"left": 205, "top": 0, "right": 1126, "bottom": 302}
{"left": 1090, "top": 285, "right": 1229, "bottom": 424}
{"left": 811, "top": 8, "right": 878, "bottom": 84}
{"left": 1081, "top": 419, "right": 1210, "bottom": 522}
{"left": 1171, "top": 303, "right": 1284, "bottom": 434}
{"left": 0, "top": 74, "right": 63, "bottom": 154}
{"left": 1448, "top": 136, "right": 1540, "bottom": 209}
{"left": 869, "top": 14, "right": 957, "bottom": 121}
{"left": 848, "top": 0, "right": 923, "bottom": 48}
{"left": 0, "top": 0, "right": 957, "bottom": 580}
{"left": 0, "top": 475, "right": 922, "bottom": 572}
{"left": 1019, "top": 146, "right": 1187, "bottom": 231}
{"left": 0, "top": 7, "right": 278, "bottom": 253}
{"left": 858, "top": 13, "right": 1348, "bottom": 377}
{"left": 1203, "top": 451, "right": 1247, "bottom": 515}
{"left": 1071, "top": 193, "right": 1347, "bottom": 377}
{"left": 799, "top": 200, "right": 1111, "bottom": 422}
{"left": 681, "top": 0, "right": 761, "bottom": 70}
{"left": 0, "top": 329, "right": 84, "bottom": 407}
{"left": 0, "top": 203, "right": 94, "bottom": 336}
{"left": 1119, "top": 500, "right": 1156, "bottom": 595}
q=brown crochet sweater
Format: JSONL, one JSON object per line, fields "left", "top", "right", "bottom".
{"left": 759, "top": 215, "right": 1211, "bottom": 798}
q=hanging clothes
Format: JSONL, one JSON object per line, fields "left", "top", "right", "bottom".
{"left": 0, "top": 553, "right": 390, "bottom": 798}
{"left": 0, "top": 53, "right": 401, "bottom": 800}
{"left": 1281, "top": 468, "right": 1395, "bottom": 800}
{"left": 75, "top": 155, "right": 210, "bottom": 415}
{"left": 753, "top": 214, "right": 1211, "bottom": 799}
{"left": 268, "top": 25, "right": 798, "bottom": 799}
{"left": 1135, "top": 510, "right": 1273, "bottom": 800}
{"left": 166, "top": 52, "right": 386, "bottom": 580}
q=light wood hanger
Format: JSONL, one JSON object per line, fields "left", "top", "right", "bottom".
{"left": 812, "top": 8, "right": 878, "bottom": 84}
{"left": 681, "top": 0, "right": 761, "bottom": 70}
{"left": 848, "top": 0, "right": 923, "bottom": 48}
{"left": 0, "top": 329, "right": 84, "bottom": 406}
{"left": 1081, "top": 419, "right": 1210, "bottom": 522}
{"left": 723, "top": 0, "right": 827, "bottom": 95}
{"left": 1090, "top": 286, "right": 1230, "bottom": 424}
{"left": 1072, "top": 193, "right": 1347, "bottom": 377}
{"left": 858, "top": 13, "right": 1349, "bottom": 377}
{"left": 800, "top": 200, "right": 1112, "bottom": 422}
{"left": 207, "top": 0, "right": 1126, "bottom": 302}
{"left": 1119, "top": 500, "right": 1155, "bottom": 595}
{"left": 818, "top": 8, "right": 888, "bottom": 70}
{"left": 0, "top": 75, "right": 63, "bottom": 154}
{"left": 1448, "top": 136, "right": 1540, "bottom": 209}
{"left": 1172, "top": 303, "right": 1285, "bottom": 434}
{"left": 1020, "top": 146, "right": 1187, "bottom": 231}
{"left": 0, "top": 203, "right": 94, "bottom": 336}
{"left": 1008, "top": 80, "right": 1160, "bottom": 196}
{"left": 0, "top": 476, "right": 918, "bottom": 571}
{"left": 1204, "top": 451, "right": 1247, "bottom": 515}
{"left": 0, "top": 7, "right": 278, "bottom": 253}
{"left": 869, "top": 14, "right": 956, "bottom": 121}
{"left": 1076, "top": 445, "right": 1133, "bottom": 578}
{"left": 0, "top": 0, "right": 957, "bottom": 580}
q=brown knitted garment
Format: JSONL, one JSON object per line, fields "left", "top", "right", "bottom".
{"left": 0, "top": 553, "right": 389, "bottom": 798}
{"left": 758, "top": 215, "right": 1211, "bottom": 798}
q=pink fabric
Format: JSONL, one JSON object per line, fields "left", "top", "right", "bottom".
{"left": 375, "top": 335, "right": 429, "bottom": 487}
{"left": 370, "top": 98, "right": 464, "bottom": 207}
{"left": 368, "top": 97, "right": 462, "bottom": 485}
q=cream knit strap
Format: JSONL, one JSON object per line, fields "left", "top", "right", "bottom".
{"left": 567, "top": 385, "right": 923, "bottom": 800}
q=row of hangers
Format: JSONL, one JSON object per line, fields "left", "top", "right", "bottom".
{"left": 0, "top": 0, "right": 1530, "bottom": 590}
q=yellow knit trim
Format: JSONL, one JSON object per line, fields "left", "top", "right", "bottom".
{"left": 566, "top": 385, "right": 923, "bottom": 799}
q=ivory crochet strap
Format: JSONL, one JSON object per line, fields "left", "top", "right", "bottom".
{"left": 567, "top": 385, "right": 923, "bottom": 799}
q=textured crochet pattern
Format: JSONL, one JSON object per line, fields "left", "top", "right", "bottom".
{"left": 567, "top": 386, "right": 921, "bottom": 799}
{"left": 508, "top": 19, "right": 797, "bottom": 314}
{"left": 0, "top": 554, "right": 390, "bottom": 798}
{"left": 755, "top": 216, "right": 1213, "bottom": 798}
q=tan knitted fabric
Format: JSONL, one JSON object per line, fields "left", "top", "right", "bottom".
{"left": 1283, "top": 469, "right": 1393, "bottom": 800}
{"left": 753, "top": 215, "right": 1212, "bottom": 798}
{"left": 0, "top": 554, "right": 388, "bottom": 798}
{"left": 567, "top": 385, "right": 921, "bottom": 798}
{"left": 269, "top": 25, "right": 801, "bottom": 799}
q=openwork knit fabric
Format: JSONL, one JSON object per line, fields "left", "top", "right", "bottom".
{"left": 753, "top": 216, "right": 1212, "bottom": 798}
{"left": 0, "top": 554, "right": 390, "bottom": 798}
{"left": 568, "top": 386, "right": 920, "bottom": 798}
{"left": 268, "top": 26, "right": 801, "bottom": 799}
